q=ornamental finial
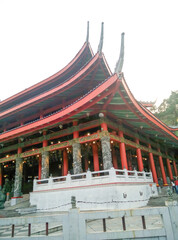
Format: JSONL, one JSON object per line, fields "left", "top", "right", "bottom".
{"left": 97, "top": 22, "right": 104, "bottom": 54}
{"left": 86, "top": 21, "right": 89, "bottom": 43}
{"left": 115, "top": 32, "right": 125, "bottom": 75}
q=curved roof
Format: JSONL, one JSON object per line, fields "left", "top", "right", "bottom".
{"left": 0, "top": 28, "right": 177, "bottom": 151}
{"left": 0, "top": 74, "right": 118, "bottom": 142}
{"left": 0, "top": 52, "right": 111, "bottom": 132}
{"left": 106, "top": 73, "right": 178, "bottom": 145}
{"left": 0, "top": 42, "right": 93, "bottom": 111}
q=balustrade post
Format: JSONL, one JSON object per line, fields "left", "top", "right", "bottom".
{"left": 86, "top": 170, "right": 92, "bottom": 180}
{"left": 123, "top": 168, "right": 128, "bottom": 179}
{"left": 66, "top": 173, "right": 71, "bottom": 183}
{"left": 48, "top": 177, "right": 53, "bottom": 186}
{"left": 134, "top": 170, "right": 138, "bottom": 180}
{"left": 33, "top": 178, "right": 37, "bottom": 191}
{"left": 109, "top": 167, "right": 116, "bottom": 180}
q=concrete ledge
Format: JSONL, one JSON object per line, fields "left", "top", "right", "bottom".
{"left": 11, "top": 196, "right": 23, "bottom": 206}
{"left": 165, "top": 200, "right": 178, "bottom": 206}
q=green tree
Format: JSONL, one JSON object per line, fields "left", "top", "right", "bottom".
{"left": 154, "top": 91, "right": 178, "bottom": 126}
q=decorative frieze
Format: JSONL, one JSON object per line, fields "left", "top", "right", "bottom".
{"left": 0, "top": 129, "right": 175, "bottom": 164}
{"left": 0, "top": 119, "right": 101, "bottom": 154}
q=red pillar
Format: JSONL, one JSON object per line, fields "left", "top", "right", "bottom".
{"left": 173, "top": 160, "right": 178, "bottom": 177}
{"left": 101, "top": 122, "right": 108, "bottom": 131}
{"left": 128, "top": 159, "right": 132, "bottom": 170}
{"left": 85, "top": 158, "right": 89, "bottom": 171}
{"left": 73, "top": 120, "right": 79, "bottom": 139}
{"left": 38, "top": 155, "right": 42, "bottom": 180}
{"left": 127, "top": 151, "right": 133, "bottom": 170}
{"left": 43, "top": 131, "right": 48, "bottom": 147}
{"left": 92, "top": 143, "right": 100, "bottom": 171}
{"left": 118, "top": 130, "right": 128, "bottom": 170}
{"left": 148, "top": 144, "right": 158, "bottom": 185}
{"left": 158, "top": 153, "right": 168, "bottom": 186}
{"left": 166, "top": 158, "right": 173, "bottom": 180}
{"left": 135, "top": 139, "right": 144, "bottom": 172}
{"left": 18, "top": 147, "right": 22, "bottom": 154}
{"left": 63, "top": 149, "right": 68, "bottom": 176}
{"left": 112, "top": 147, "right": 118, "bottom": 169}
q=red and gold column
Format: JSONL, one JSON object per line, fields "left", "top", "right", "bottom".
{"left": 92, "top": 143, "right": 100, "bottom": 172}
{"left": 135, "top": 139, "right": 144, "bottom": 172}
{"left": 73, "top": 120, "right": 79, "bottom": 139}
{"left": 101, "top": 122, "right": 108, "bottom": 131}
{"left": 38, "top": 155, "right": 42, "bottom": 180}
{"left": 173, "top": 160, "right": 178, "bottom": 177}
{"left": 158, "top": 149, "right": 168, "bottom": 186}
{"left": 148, "top": 144, "right": 158, "bottom": 185}
{"left": 118, "top": 130, "right": 128, "bottom": 170}
{"left": 63, "top": 149, "right": 68, "bottom": 176}
{"left": 112, "top": 147, "right": 118, "bottom": 169}
{"left": 166, "top": 158, "right": 173, "bottom": 181}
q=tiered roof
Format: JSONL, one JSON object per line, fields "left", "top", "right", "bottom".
{"left": 0, "top": 22, "right": 177, "bottom": 149}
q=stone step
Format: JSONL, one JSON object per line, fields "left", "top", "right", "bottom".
{"left": 16, "top": 205, "right": 37, "bottom": 215}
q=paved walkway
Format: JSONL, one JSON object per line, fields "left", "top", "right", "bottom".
{"left": 0, "top": 190, "right": 177, "bottom": 238}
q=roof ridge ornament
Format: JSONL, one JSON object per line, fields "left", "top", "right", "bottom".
{"left": 115, "top": 32, "right": 125, "bottom": 75}
{"left": 97, "top": 22, "right": 104, "bottom": 54}
{"left": 86, "top": 21, "right": 89, "bottom": 43}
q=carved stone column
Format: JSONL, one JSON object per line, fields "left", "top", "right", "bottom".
{"left": 14, "top": 157, "right": 23, "bottom": 197}
{"left": 101, "top": 136, "right": 113, "bottom": 170}
{"left": 72, "top": 142, "right": 82, "bottom": 174}
{"left": 41, "top": 151, "right": 49, "bottom": 179}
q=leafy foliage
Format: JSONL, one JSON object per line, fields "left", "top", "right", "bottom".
{"left": 151, "top": 91, "right": 178, "bottom": 126}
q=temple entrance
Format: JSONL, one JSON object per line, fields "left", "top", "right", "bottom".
{"left": 22, "top": 156, "right": 38, "bottom": 194}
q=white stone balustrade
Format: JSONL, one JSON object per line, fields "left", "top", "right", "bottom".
{"left": 33, "top": 168, "right": 153, "bottom": 192}
{"left": 30, "top": 168, "right": 157, "bottom": 212}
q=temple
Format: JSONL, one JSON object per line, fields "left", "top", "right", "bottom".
{"left": 0, "top": 23, "right": 178, "bottom": 209}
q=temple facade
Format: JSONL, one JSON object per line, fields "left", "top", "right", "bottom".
{"left": 0, "top": 23, "right": 177, "bottom": 204}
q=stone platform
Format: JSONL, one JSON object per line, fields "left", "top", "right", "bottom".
{"left": 30, "top": 168, "right": 157, "bottom": 212}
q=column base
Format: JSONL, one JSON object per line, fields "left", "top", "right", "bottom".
{"left": 11, "top": 196, "right": 23, "bottom": 206}
{"left": 163, "top": 184, "right": 169, "bottom": 186}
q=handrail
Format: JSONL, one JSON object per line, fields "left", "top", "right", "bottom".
{"left": 33, "top": 168, "right": 153, "bottom": 191}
